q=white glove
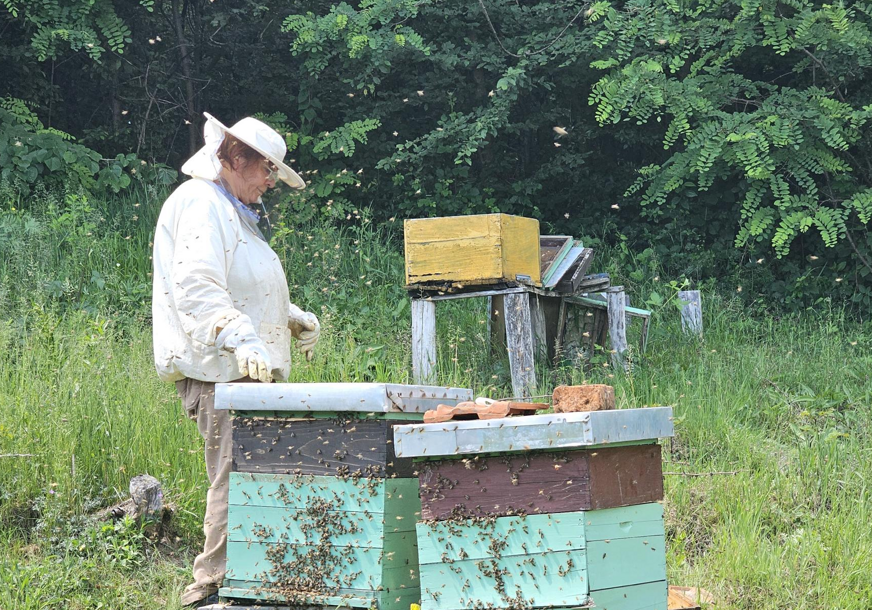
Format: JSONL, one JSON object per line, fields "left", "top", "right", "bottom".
{"left": 288, "top": 304, "right": 320, "bottom": 361}
{"left": 216, "top": 317, "right": 273, "bottom": 383}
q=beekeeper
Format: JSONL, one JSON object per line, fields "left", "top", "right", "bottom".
{"left": 151, "top": 112, "right": 320, "bottom": 608}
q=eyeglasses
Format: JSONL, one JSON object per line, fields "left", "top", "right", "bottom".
{"left": 263, "top": 161, "right": 279, "bottom": 182}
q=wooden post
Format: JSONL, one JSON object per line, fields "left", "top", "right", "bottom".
{"left": 606, "top": 286, "right": 628, "bottom": 371}
{"left": 411, "top": 299, "right": 436, "bottom": 384}
{"left": 529, "top": 294, "right": 548, "bottom": 362}
{"left": 504, "top": 292, "right": 536, "bottom": 398}
{"left": 678, "top": 290, "right": 703, "bottom": 337}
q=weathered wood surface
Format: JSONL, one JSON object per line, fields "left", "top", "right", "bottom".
{"left": 589, "top": 581, "right": 668, "bottom": 610}
{"left": 539, "top": 235, "right": 574, "bottom": 279}
{"left": 416, "top": 513, "right": 587, "bottom": 562}
{"left": 504, "top": 292, "right": 537, "bottom": 398}
{"left": 543, "top": 244, "right": 584, "bottom": 288}
{"left": 215, "top": 382, "right": 472, "bottom": 413}
{"left": 415, "top": 504, "right": 667, "bottom": 610}
{"left": 606, "top": 286, "right": 629, "bottom": 371}
{"left": 416, "top": 446, "right": 663, "bottom": 520}
{"left": 412, "top": 299, "right": 437, "bottom": 385}
{"left": 226, "top": 474, "right": 421, "bottom": 610}
{"left": 529, "top": 293, "right": 548, "bottom": 362}
{"left": 555, "top": 247, "right": 595, "bottom": 293}
{"left": 404, "top": 214, "right": 541, "bottom": 286}
{"left": 232, "top": 417, "right": 416, "bottom": 477}
{"left": 394, "top": 407, "right": 674, "bottom": 458}
{"left": 678, "top": 289, "right": 703, "bottom": 337}
{"left": 419, "top": 550, "right": 589, "bottom": 610}
{"left": 218, "top": 584, "right": 377, "bottom": 608}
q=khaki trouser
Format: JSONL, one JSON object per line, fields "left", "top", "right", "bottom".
{"left": 175, "top": 378, "right": 239, "bottom": 606}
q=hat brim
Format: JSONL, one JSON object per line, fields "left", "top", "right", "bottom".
{"left": 205, "top": 113, "right": 306, "bottom": 190}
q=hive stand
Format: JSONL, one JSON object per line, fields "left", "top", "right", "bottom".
{"left": 214, "top": 382, "right": 472, "bottom": 610}
{"left": 394, "top": 407, "right": 675, "bottom": 610}
{"left": 409, "top": 284, "right": 651, "bottom": 397}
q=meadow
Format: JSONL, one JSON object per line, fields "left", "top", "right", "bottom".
{"left": 0, "top": 184, "right": 870, "bottom": 609}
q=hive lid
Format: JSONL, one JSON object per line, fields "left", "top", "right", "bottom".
{"left": 214, "top": 382, "right": 473, "bottom": 413}
{"left": 393, "top": 407, "right": 674, "bottom": 457}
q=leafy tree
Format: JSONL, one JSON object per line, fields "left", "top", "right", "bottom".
{"left": 587, "top": 0, "right": 872, "bottom": 266}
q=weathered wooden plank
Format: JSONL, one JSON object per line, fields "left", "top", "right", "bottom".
{"left": 220, "top": 583, "right": 423, "bottom": 610}
{"left": 228, "top": 505, "right": 389, "bottom": 545}
{"left": 587, "top": 536, "right": 667, "bottom": 591}
{"left": 215, "top": 382, "right": 473, "bottom": 413}
{"left": 412, "top": 299, "right": 437, "bottom": 385}
{"left": 228, "top": 473, "right": 385, "bottom": 512}
{"left": 544, "top": 244, "right": 584, "bottom": 289}
{"left": 555, "top": 248, "right": 595, "bottom": 293}
{"left": 219, "top": 582, "right": 377, "bottom": 607}
{"left": 419, "top": 549, "right": 589, "bottom": 610}
{"left": 225, "top": 541, "right": 419, "bottom": 590}
{"left": 678, "top": 290, "right": 703, "bottom": 337}
{"left": 540, "top": 236, "right": 574, "bottom": 280}
{"left": 588, "top": 445, "right": 663, "bottom": 510}
{"left": 606, "top": 287, "right": 628, "bottom": 371}
{"left": 232, "top": 417, "right": 415, "bottom": 478}
{"left": 504, "top": 292, "right": 537, "bottom": 398}
{"left": 418, "top": 452, "right": 589, "bottom": 520}
{"left": 588, "top": 581, "right": 668, "bottom": 610}
{"left": 416, "top": 512, "right": 586, "bottom": 564}
{"left": 417, "top": 446, "right": 662, "bottom": 520}
{"left": 394, "top": 408, "right": 674, "bottom": 458}
{"left": 529, "top": 294, "right": 548, "bottom": 362}
{"left": 583, "top": 502, "right": 664, "bottom": 541}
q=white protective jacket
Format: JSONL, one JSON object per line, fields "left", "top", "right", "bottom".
{"left": 152, "top": 178, "right": 293, "bottom": 382}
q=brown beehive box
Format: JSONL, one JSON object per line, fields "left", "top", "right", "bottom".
{"left": 404, "top": 213, "right": 541, "bottom": 287}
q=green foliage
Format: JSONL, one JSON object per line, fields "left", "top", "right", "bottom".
{"left": 587, "top": 0, "right": 872, "bottom": 258}
{"left": 2, "top": 0, "right": 132, "bottom": 61}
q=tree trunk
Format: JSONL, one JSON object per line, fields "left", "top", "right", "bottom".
{"left": 172, "top": 0, "right": 198, "bottom": 155}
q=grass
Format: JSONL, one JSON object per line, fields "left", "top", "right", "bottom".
{"left": 0, "top": 184, "right": 870, "bottom": 608}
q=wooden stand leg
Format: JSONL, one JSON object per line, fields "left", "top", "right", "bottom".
{"left": 504, "top": 293, "right": 536, "bottom": 398}
{"left": 606, "top": 286, "right": 629, "bottom": 372}
{"left": 529, "top": 294, "right": 548, "bottom": 362}
{"left": 678, "top": 289, "right": 703, "bottom": 337}
{"left": 411, "top": 299, "right": 436, "bottom": 384}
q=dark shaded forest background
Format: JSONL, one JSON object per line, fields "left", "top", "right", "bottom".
{"left": 2, "top": 0, "right": 872, "bottom": 311}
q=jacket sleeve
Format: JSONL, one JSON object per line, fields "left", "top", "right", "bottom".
{"left": 170, "top": 195, "right": 242, "bottom": 346}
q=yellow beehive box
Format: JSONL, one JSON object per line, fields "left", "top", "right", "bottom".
{"left": 404, "top": 214, "right": 541, "bottom": 287}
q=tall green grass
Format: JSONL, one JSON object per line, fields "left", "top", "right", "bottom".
{"left": 0, "top": 183, "right": 870, "bottom": 608}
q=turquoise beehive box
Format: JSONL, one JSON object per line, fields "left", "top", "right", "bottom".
{"left": 214, "top": 382, "right": 473, "bottom": 609}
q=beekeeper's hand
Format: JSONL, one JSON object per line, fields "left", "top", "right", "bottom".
{"left": 288, "top": 303, "right": 320, "bottom": 361}
{"left": 216, "top": 318, "right": 273, "bottom": 383}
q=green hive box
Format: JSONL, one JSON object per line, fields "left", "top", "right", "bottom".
{"left": 214, "top": 382, "right": 473, "bottom": 609}
{"left": 394, "top": 408, "right": 674, "bottom": 610}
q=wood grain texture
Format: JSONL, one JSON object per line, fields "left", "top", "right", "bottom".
{"left": 225, "top": 473, "right": 422, "bottom": 610}
{"left": 412, "top": 299, "right": 437, "bottom": 385}
{"left": 504, "top": 292, "right": 537, "bottom": 398}
{"left": 555, "top": 247, "right": 595, "bottom": 293}
{"left": 415, "top": 505, "right": 667, "bottom": 610}
{"left": 417, "top": 446, "right": 663, "bottom": 520}
{"left": 405, "top": 214, "right": 540, "bottom": 286}
{"left": 606, "top": 286, "right": 628, "bottom": 371}
{"left": 232, "top": 417, "right": 416, "bottom": 477}
{"left": 678, "top": 290, "right": 703, "bottom": 337}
